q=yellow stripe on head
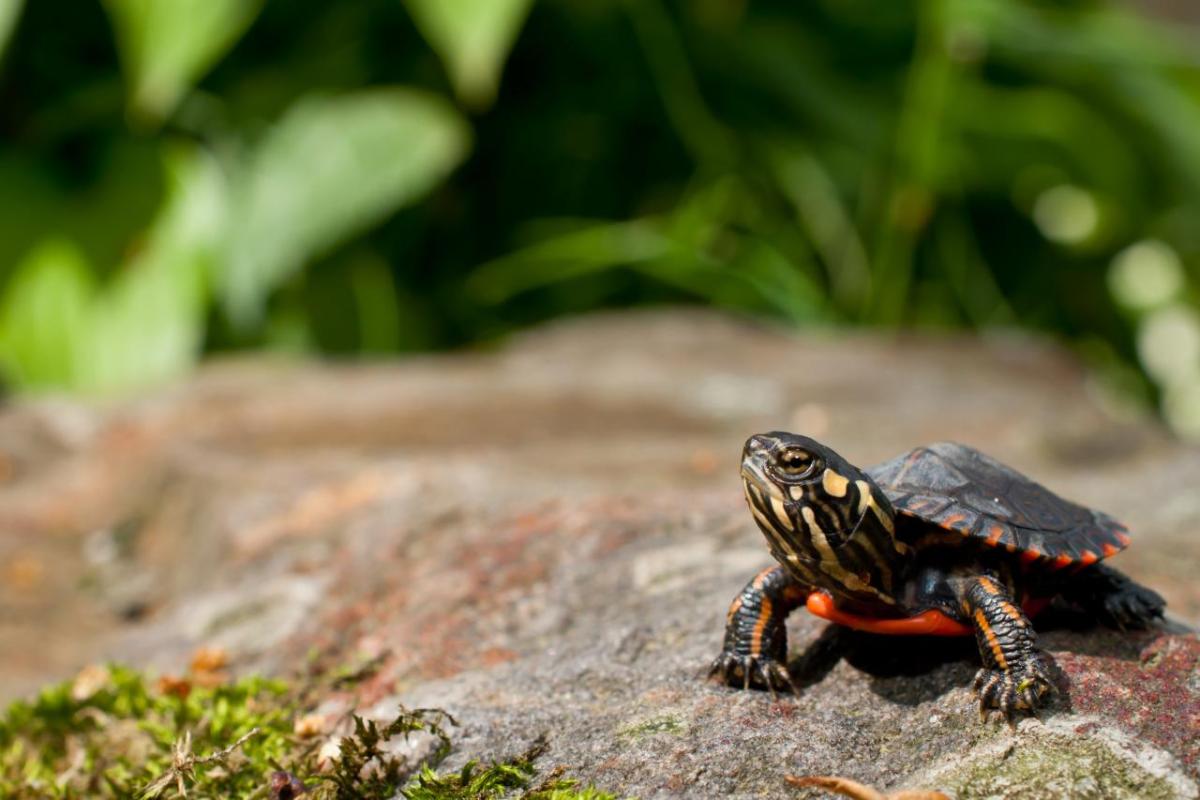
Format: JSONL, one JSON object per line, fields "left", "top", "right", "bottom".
{"left": 822, "top": 469, "right": 849, "bottom": 498}
{"left": 856, "top": 479, "right": 896, "bottom": 536}
{"left": 769, "top": 496, "right": 794, "bottom": 531}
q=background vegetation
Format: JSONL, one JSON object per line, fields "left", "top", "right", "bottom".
{"left": 1, "top": 0, "right": 1200, "bottom": 434}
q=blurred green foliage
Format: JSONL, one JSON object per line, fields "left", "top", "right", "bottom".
{"left": 1, "top": 0, "right": 1199, "bottom": 431}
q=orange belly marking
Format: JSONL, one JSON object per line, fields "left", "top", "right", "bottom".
{"left": 805, "top": 592, "right": 1049, "bottom": 637}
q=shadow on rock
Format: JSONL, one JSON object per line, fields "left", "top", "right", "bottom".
{"left": 1036, "top": 606, "right": 1166, "bottom": 661}
{"left": 844, "top": 629, "right": 977, "bottom": 707}
{"left": 787, "top": 624, "right": 977, "bottom": 706}
{"left": 784, "top": 618, "right": 1166, "bottom": 712}
{"left": 787, "top": 624, "right": 847, "bottom": 690}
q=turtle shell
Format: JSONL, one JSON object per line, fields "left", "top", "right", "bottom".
{"left": 866, "top": 442, "right": 1131, "bottom": 568}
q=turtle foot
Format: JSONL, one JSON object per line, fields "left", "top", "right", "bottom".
{"left": 708, "top": 650, "right": 798, "bottom": 698}
{"left": 1099, "top": 581, "right": 1165, "bottom": 630}
{"left": 973, "top": 656, "right": 1054, "bottom": 724}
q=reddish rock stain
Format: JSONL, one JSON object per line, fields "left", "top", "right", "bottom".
{"left": 1057, "top": 634, "right": 1200, "bottom": 772}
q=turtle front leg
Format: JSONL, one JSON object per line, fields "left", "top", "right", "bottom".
{"left": 958, "top": 575, "right": 1054, "bottom": 722}
{"left": 709, "top": 565, "right": 808, "bottom": 696}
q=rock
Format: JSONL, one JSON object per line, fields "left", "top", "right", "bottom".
{"left": 0, "top": 309, "right": 1198, "bottom": 798}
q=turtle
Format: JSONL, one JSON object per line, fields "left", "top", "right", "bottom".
{"left": 709, "top": 432, "right": 1165, "bottom": 720}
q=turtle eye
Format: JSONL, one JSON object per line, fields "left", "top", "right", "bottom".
{"left": 773, "top": 448, "right": 816, "bottom": 480}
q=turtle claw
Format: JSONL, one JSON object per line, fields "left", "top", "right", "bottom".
{"left": 972, "top": 658, "right": 1054, "bottom": 724}
{"left": 708, "top": 651, "right": 798, "bottom": 698}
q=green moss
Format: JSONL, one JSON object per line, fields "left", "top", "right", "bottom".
{"left": 0, "top": 665, "right": 293, "bottom": 799}
{"left": 403, "top": 737, "right": 621, "bottom": 800}
{"left": 0, "top": 664, "right": 625, "bottom": 800}
{"left": 618, "top": 714, "right": 684, "bottom": 740}
{"left": 941, "top": 732, "right": 1178, "bottom": 800}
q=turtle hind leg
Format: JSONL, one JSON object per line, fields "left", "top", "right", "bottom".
{"left": 1062, "top": 563, "right": 1165, "bottom": 630}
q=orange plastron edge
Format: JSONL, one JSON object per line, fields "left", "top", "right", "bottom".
{"left": 805, "top": 591, "right": 1050, "bottom": 637}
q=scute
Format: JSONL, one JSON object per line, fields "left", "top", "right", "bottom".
{"left": 866, "top": 442, "right": 1131, "bottom": 564}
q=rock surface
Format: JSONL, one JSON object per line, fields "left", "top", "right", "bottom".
{"left": 1, "top": 310, "right": 1198, "bottom": 798}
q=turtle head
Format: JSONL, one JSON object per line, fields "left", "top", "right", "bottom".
{"left": 740, "top": 432, "right": 869, "bottom": 547}
{"left": 741, "top": 432, "right": 905, "bottom": 599}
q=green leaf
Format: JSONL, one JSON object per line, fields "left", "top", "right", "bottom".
{"left": 468, "top": 219, "right": 831, "bottom": 324}
{"left": 102, "top": 0, "right": 263, "bottom": 119}
{"left": 221, "top": 89, "right": 471, "bottom": 326}
{"left": 403, "top": 0, "right": 534, "bottom": 109}
{"left": 0, "top": 148, "right": 225, "bottom": 395}
{"left": 82, "top": 247, "right": 208, "bottom": 394}
{"left": 79, "top": 147, "right": 224, "bottom": 393}
{"left": 0, "top": 240, "right": 94, "bottom": 390}
{"left": 467, "top": 220, "right": 674, "bottom": 303}
{"left": 0, "top": 0, "right": 22, "bottom": 64}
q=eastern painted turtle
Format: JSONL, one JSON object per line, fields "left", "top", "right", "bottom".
{"left": 709, "top": 434, "right": 1165, "bottom": 720}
